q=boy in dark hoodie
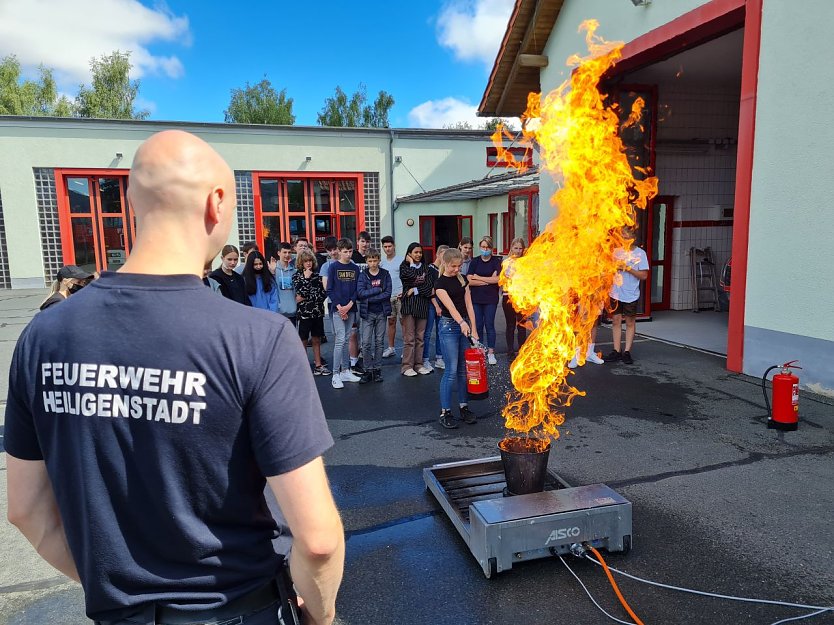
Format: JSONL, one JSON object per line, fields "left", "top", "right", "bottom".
{"left": 356, "top": 248, "right": 392, "bottom": 383}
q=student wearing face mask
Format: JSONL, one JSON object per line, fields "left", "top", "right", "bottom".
{"left": 466, "top": 236, "right": 502, "bottom": 365}
{"left": 242, "top": 251, "right": 278, "bottom": 312}
{"left": 39, "top": 265, "right": 95, "bottom": 311}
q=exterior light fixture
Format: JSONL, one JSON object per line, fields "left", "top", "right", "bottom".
{"left": 115, "top": 152, "right": 123, "bottom": 159}
{"left": 630, "top": 0, "right": 651, "bottom": 5}
{"left": 305, "top": 156, "right": 312, "bottom": 161}
{"left": 406, "top": 218, "right": 415, "bottom": 227}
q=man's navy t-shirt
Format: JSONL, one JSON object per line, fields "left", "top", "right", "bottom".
{"left": 3, "top": 272, "right": 334, "bottom": 621}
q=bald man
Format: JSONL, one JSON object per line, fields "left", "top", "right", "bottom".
{"left": 5, "top": 131, "right": 344, "bottom": 625}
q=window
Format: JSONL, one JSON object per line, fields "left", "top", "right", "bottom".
{"left": 57, "top": 171, "right": 131, "bottom": 272}
{"left": 502, "top": 211, "right": 513, "bottom": 254}
{"left": 488, "top": 213, "right": 498, "bottom": 249}
{"left": 254, "top": 173, "right": 364, "bottom": 256}
{"left": 486, "top": 146, "right": 533, "bottom": 168}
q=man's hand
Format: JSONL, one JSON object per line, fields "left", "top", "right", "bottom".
{"left": 268, "top": 258, "right": 277, "bottom": 275}
{"left": 268, "top": 458, "right": 344, "bottom": 625}
{"left": 296, "top": 295, "right": 304, "bottom": 303}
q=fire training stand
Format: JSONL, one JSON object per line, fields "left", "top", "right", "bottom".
{"left": 424, "top": 457, "right": 632, "bottom": 578}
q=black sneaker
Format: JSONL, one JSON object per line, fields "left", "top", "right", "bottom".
{"left": 358, "top": 371, "right": 373, "bottom": 384}
{"left": 439, "top": 409, "right": 458, "bottom": 429}
{"left": 606, "top": 350, "right": 622, "bottom": 362}
{"left": 459, "top": 405, "right": 477, "bottom": 425}
{"left": 372, "top": 369, "right": 383, "bottom": 383}
{"left": 351, "top": 363, "right": 365, "bottom": 375}
{"left": 622, "top": 351, "right": 634, "bottom": 365}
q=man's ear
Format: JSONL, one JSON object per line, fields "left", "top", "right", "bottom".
{"left": 206, "top": 186, "right": 225, "bottom": 226}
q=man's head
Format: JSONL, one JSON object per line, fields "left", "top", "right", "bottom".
{"left": 337, "top": 238, "right": 354, "bottom": 263}
{"left": 366, "top": 248, "right": 381, "bottom": 271}
{"left": 323, "top": 236, "right": 339, "bottom": 259}
{"left": 240, "top": 241, "right": 258, "bottom": 265}
{"left": 357, "top": 231, "right": 371, "bottom": 254}
{"left": 294, "top": 237, "right": 310, "bottom": 255}
{"left": 381, "top": 235, "right": 395, "bottom": 259}
{"left": 127, "top": 130, "right": 236, "bottom": 271}
{"left": 278, "top": 242, "right": 293, "bottom": 265}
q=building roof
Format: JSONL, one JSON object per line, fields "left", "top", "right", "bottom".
{"left": 397, "top": 169, "right": 539, "bottom": 203}
{"left": 479, "top": 0, "right": 566, "bottom": 118}
{"left": 0, "top": 115, "right": 495, "bottom": 141}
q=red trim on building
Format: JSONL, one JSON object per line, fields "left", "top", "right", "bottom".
{"left": 727, "top": 0, "right": 762, "bottom": 373}
{"left": 613, "top": 0, "right": 746, "bottom": 77}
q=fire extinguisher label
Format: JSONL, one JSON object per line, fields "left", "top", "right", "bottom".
{"left": 465, "top": 360, "right": 479, "bottom": 387}
{"left": 792, "top": 384, "right": 799, "bottom": 405}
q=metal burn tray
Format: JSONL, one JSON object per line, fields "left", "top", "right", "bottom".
{"left": 424, "top": 456, "right": 632, "bottom": 577}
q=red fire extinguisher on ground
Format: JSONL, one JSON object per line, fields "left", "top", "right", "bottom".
{"left": 465, "top": 337, "right": 489, "bottom": 400}
{"left": 763, "top": 360, "right": 801, "bottom": 431}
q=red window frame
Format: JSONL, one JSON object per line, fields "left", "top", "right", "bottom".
{"left": 486, "top": 146, "right": 534, "bottom": 168}
{"left": 507, "top": 186, "right": 539, "bottom": 248}
{"left": 252, "top": 172, "right": 365, "bottom": 253}
{"left": 488, "top": 213, "right": 498, "bottom": 250}
{"left": 55, "top": 168, "right": 132, "bottom": 271}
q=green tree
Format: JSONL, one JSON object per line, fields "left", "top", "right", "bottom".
{"left": 317, "top": 84, "right": 394, "bottom": 128}
{"left": 75, "top": 51, "right": 148, "bottom": 120}
{"left": 443, "top": 121, "right": 474, "bottom": 130}
{"left": 484, "top": 117, "right": 517, "bottom": 131}
{"left": 0, "top": 55, "right": 73, "bottom": 116}
{"left": 224, "top": 78, "right": 295, "bottom": 124}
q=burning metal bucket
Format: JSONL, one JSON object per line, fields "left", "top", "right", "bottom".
{"left": 499, "top": 437, "right": 552, "bottom": 495}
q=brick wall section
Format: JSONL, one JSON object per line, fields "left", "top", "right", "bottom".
{"left": 363, "top": 172, "right": 381, "bottom": 248}
{"left": 235, "top": 171, "right": 256, "bottom": 246}
{"left": 34, "top": 168, "right": 62, "bottom": 286}
{"left": 0, "top": 188, "right": 10, "bottom": 288}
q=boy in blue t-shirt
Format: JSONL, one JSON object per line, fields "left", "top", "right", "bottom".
{"left": 326, "top": 238, "right": 361, "bottom": 388}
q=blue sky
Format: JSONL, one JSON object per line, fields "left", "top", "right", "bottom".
{"left": 0, "top": 0, "right": 516, "bottom": 128}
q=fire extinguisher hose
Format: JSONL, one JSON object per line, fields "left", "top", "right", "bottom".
{"left": 761, "top": 365, "right": 780, "bottom": 418}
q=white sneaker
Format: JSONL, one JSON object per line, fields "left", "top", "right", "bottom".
{"left": 403, "top": 368, "right": 418, "bottom": 377}
{"left": 340, "top": 370, "right": 362, "bottom": 383}
{"left": 567, "top": 355, "right": 578, "bottom": 369}
{"left": 586, "top": 350, "right": 605, "bottom": 365}
{"left": 383, "top": 347, "right": 397, "bottom": 358}
{"left": 331, "top": 375, "right": 344, "bottom": 389}
{"left": 434, "top": 358, "right": 445, "bottom": 370}
{"left": 487, "top": 352, "right": 498, "bottom": 366}
{"left": 422, "top": 360, "right": 434, "bottom": 372}
{"left": 417, "top": 365, "right": 433, "bottom": 375}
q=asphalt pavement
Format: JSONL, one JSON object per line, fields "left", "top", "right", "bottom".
{"left": 1, "top": 289, "right": 833, "bottom": 625}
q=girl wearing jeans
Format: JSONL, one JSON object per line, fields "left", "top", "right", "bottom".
{"left": 466, "top": 236, "right": 502, "bottom": 365}
{"left": 434, "top": 248, "right": 480, "bottom": 429}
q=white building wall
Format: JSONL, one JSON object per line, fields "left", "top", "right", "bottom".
{"left": 744, "top": 0, "right": 834, "bottom": 393}
{"left": 0, "top": 120, "right": 496, "bottom": 287}
{"left": 537, "top": 0, "right": 712, "bottom": 225}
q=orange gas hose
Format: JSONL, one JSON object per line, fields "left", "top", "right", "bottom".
{"left": 588, "top": 546, "right": 645, "bottom": 625}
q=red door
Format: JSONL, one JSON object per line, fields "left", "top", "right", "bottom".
{"left": 647, "top": 196, "right": 674, "bottom": 311}
{"left": 419, "top": 216, "right": 436, "bottom": 263}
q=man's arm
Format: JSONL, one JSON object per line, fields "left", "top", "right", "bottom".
{"left": 6, "top": 456, "right": 80, "bottom": 582}
{"left": 268, "top": 457, "right": 344, "bottom": 625}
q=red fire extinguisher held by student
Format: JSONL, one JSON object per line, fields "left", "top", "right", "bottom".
{"left": 763, "top": 360, "right": 801, "bottom": 431}
{"left": 465, "top": 337, "right": 489, "bottom": 400}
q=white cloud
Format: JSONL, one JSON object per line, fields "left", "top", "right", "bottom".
{"left": 0, "top": 0, "right": 190, "bottom": 84}
{"left": 409, "top": 97, "right": 482, "bottom": 128}
{"left": 436, "top": 0, "right": 514, "bottom": 67}
{"left": 408, "top": 97, "right": 518, "bottom": 129}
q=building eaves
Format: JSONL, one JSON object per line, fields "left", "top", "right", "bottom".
{"left": 478, "top": 0, "right": 566, "bottom": 118}
{"left": 397, "top": 169, "right": 539, "bottom": 203}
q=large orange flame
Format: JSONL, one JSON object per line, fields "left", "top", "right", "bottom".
{"left": 497, "top": 20, "right": 658, "bottom": 445}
